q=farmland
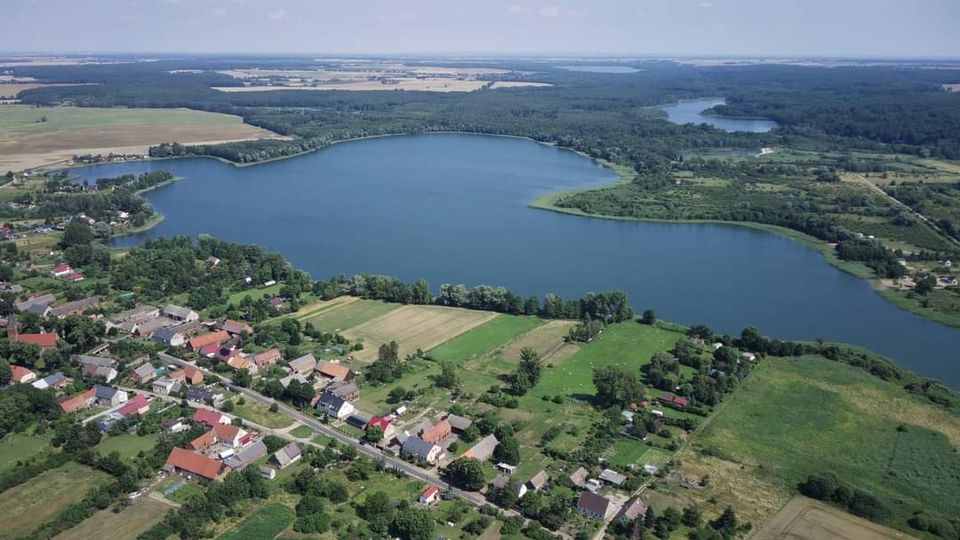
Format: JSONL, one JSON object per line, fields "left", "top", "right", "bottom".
{"left": 0, "top": 462, "right": 111, "bottom": 538}
{"left": 752, "top": 496, "right": 909, "bottom": 540}
{"left": 680, "top": 355, "right": 960, "bottom": 529}
{"left": 216, "top": 503, "right": 295, "bottom": 540}
{"left": 0, "top": 104, "right": 281, "bottom": 171}
{"left": 55, "top": 498, "right": 171, "bottom": 540}
{"left": 301, "top": 297, "right": 399, "bottom": 332}
{"left": 0, "top": 433, "right": 50, "bottom": 472}
{"left": 342, "top": 304, "right": 497, "bottom": 362}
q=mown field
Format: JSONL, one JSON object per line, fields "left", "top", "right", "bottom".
{"left": 752, "top": 496, "right": 909, "bottom": 540}
{"left": 216, "top": 503, "right": 295, "bottom": 540}
{"left": 0, "top": 461, "right": 111, "bottom": 538}
{"left": 680, "top": 355, "right": 960, "bottom": 530}
{"left": 301, "top": 297, "right": 399, "bottom": 332}
{"left": 0, "top": 432, "right": 50, "bottom": 472}
{"left": 0, "top": 104, "right": 280, "bottom": 171}
{"left": 232, "top": 400, "right": 296, "bottom": 429}
{"left": 96, "top": 433, "right": 160, "bottom": 461}
{"left": 55, "top": 498, "right": 171, "bottom": 540}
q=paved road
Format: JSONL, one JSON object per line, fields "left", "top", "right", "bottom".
{"left": 157, "top": 352, "right": 487, "bottom": 507}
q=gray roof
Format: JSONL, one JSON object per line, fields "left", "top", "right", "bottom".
{"left": 15, "top": 293, "right": 55, "bottom": 312}
{"left": 273, "top": 442, "right": 302, "bottom": 466}
{"left": 402, "top": 437, "right": 437, "bottom": 459}
{"left": 224, "top": 440, "right": 268, "bottom": 469}
{"left": 162, "top": 304, "right": 196, "bottom": 319}
{"left": 133, "top": 364, "right": 156, "bottom": 378}
{"left": 75, "top": 355, "right": 116, "bottom": 368}
{"left": 161, "top": 418, "right": 184, "bottom": 429}
{"left": 25, "top": 303, "right": 51, "bottom": 317}
{"left": 445, "top": 414, "right": 472, "bottom": 431}
{"left": 599, "top": 468, "right": 626, "bottom": 485}
{"left": 152, "top": 327, "right": 181, "bottom": 342}
{"left": 318, "top": 391, "right": 347, "bottom": 410}
{"left": 187, "top": 387, "right": 219, "bottom": 402}
{"left": 48, "top": 297, "right": 100, "bottom": 317}
{"left": 578, "top": 492, "right": 611, "bottom": 516}
{"left": 528, "top": 470, "right": 549, "bottom": 490}
{"left": 94, "top": 385, "right": 121, "bottom": 400}
{"left": 464, "top": 434, "right": 498, "bottom": 461}
{"left": 328, "top": 381, "right": 359, "bottom": 399}
{"left": 288, "top": 354, "right": 317, "bottom": 373}
{"left": 45, "top": 372, "right": 66, "bottom": 385}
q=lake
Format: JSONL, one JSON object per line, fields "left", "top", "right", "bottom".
{"left": 71, "top": 134, "right": 960, "bottom": 386}
{"left": 660, "top": 98, "right": 779, "bottom": 133}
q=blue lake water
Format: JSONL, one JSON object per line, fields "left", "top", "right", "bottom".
{"left": 69, "top": 134, "right": 959, "bottom": 386}
{"left": 660, "top": 98, "right": 779, "bottom": 133}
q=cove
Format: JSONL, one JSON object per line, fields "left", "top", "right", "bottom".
{"left": 69, "top": 133, "right": 959, "bottom": 386}
{"left": 659, "top": 98, "right": 778, "bottom": 133}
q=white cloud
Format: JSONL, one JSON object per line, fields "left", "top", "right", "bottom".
{"left": 268, "top": 8, "right": 290, "bottom": 21}
{"left": 699, "top": 2, "right": 713, "bottom": 7}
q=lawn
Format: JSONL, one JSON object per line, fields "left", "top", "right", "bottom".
{"left": 225, "top": 283, "right": 285, "bottom": 306}
{"left": 683, "top": 355, "right": 960, "bottom": 529}
{"left": 232, "top": 400, "right": 296, "bottom": 429}
{"left": 55, "top": 498, "right": 171, "bottom": 540}
{"left": 0, "top": 433, "right": 49, "bottom": 472}
{"left": 607, "top": 439, "right": 673, "bottom": 470}
{"left": 301, "top": 298, "right": 400, "bottom": 332}
{"left": 290, "top": 425, "right": 316, "bottom": 439}
{"left": 532, "top": 322, "right": 684, "bottom": 399}
{"left": 0, "top": 461, "right": 111, "bottom": 538}
{"left": 216, "top": 503, "right": 294, "bottom": 540}
{"left": 428, "top": 315, "right": 544, "bottom": 364}
{"left": 96, "top": 433, "right": 159, "bottom": 461}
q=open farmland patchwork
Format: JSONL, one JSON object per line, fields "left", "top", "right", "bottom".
{"left": 0, "top": 462, "right": 110, "bottom": 538}
{"left": 342, "top": 304, "right": 497, "bottom": 361}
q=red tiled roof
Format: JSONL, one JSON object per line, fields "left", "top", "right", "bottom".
{"left": 10, "top": 365, "right": 34, "bottom": 382}
{"left": 165, "top": 447, "right": 224, "bottom": 480}
{"left": 13, "top": 333, "right": 58, "bottom": 348}
{"left": 188, "top": 331, "right": 230, "bottom": 351}
{"left": 58, "top": 388, "right": 95, "bottom": 413}
{"left": 53, "top": 263, "right": 72, "bottom": 273}
{"left": 119, "top": 395, "right": 150, "bottom": 416}
{"left": 318, "top": 362, "right": 352, "bottom": 380}
{"left": 421, "top": 485, "right": 439, "bottom": 499}
{"left": 366, "top": 416, "right": 392, "bottom": 431}
{"left": 253, "top": 348, "right": 282, "bottom": 367}
{"left": 192, "top": 408, "right": 224, "bottom": 426}
{"left": 420, "top": 420, "right": 451, "bottom": 444}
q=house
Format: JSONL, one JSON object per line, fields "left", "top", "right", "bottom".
{"left": 316, "top": 392, "right": 354, "bottom": 419}
{"left": 82, "top": 364, "right": 118, "bottom": 383}
{"left": 252, "top": 348, "right": 282, "bottom": 369}
{"left": 224, "top": 440, "right": 268, "bottom": 470}
{"left": 616, "top": 496, "right": 648, "bottom": 523}
{"left": 188, "top": 331, "right": 230, "bottom": 352}
{"left": 287, "top": 354, "right": 317, "bottom": 375}
{"left": 58, "top": 388, "right": 97, "bottom": 413}
{"left": 171, "top": 320, "right": 204, "bottom": 337}
{"left": 221, "top": 319, "right": 253, "bottom": 336}
{"left": 496, "top": 462, "right": 518, "bottom": 475}
{"left": 445, "top": 414, "right": 472, "bottom": 433}
{"left": 462, "top": 434, "right": 498, "bottom": 461}
{"left": 189, "top": 423, "right": 250, "bottom": 450}
{"left": 162, "top": 418, "right": 188, "bottom": 433}
{"left": 32, "top": 372, "right": 68, "bottom": 390}
{"left": 152, "top": 327, "right": 186, "bottom": 347}
{"left": 152, "top": 377, "right": 181, "bottom": 396}
{"left": 527, "top": 470, "right": 549, "bottom": 493}
{"left": 599, "top": 468, "right": 627, "bottom": 486}
{"left": 199, "top": 343, "right": 220, "bottom": 359}
{"left": 193, "top": 408, "right": 230, "bottom": 427}
{"left": 165, "top": 447, "right": 227, "bottom": 481}
{"left": 259, "top": 466, "right": 277, "bottom": 480}
{"left": 317, "top": 361, "right": 354, "bottom": 382}
{"left": 420, "top": 485, "right": 440, "bottom": 505}
{"left": 657, "top": 392, "right": 689, "bottom": 410}
{"left": 227, "top": 355, "right": 258, "bottom": 375}
{"left": 569, "top": 467, "right": 589, "bottom": 488}
{"left": 402, "top": 437, "right": 443, "bottom": 464}
{"left": 577, "top": 492, "right": 612, "bottom": 520}
{"left": 10, "top": 332, "right": 58, "bottom": 348}
{"left": 15, "top": 293, "right": 56, "bottom": 313}
{"left": 366, "top": 416, "right": 397, "bottom": 442}
{"left": 63, "top": 272, "right": 85, "bottom": 283}
{"left": 48, "top": 297, "right": 100, "bottom": 319}
{"left": 420, "top": 419, "right": 452, "bottom": 445}
{"left": 325, "top": 380, "right": 359, "bottom": 401}
{"left": 134, "top": 317, "right": 174, "bottom": 338}
{"left": 279, "top": 373, "right": 309, "bottom": 388}
{"left": 347, "top": 413, "right": 371, "bottom": 429}
{"left": 269, "top": 297, "right": 286, "bottom": 309}
{"left": 94, "top": 385, "right": 129, "bottom": 407}
{"left": 75, "top": 355, "right": 117, "bottom": 370}
{"left": 273, "top": 442, "right": 302, "bottom": 469}
{"left": 186, "top": 386, "right": 224, "bottom": 406}
{"left": 171, "top": 366, "right": 204, "bottom": 385}
{"left": 119, "top": 394, "right": 151, "bottom": 416}
{"left": 51, "top": 263, "right": 73, "bottom": 277}
{"left": 130, "top": 363, "right": 157, "bottom": 384}
{"left": 162, "top": 304, "right": 199, "bottom": 323}
{"left": 10, "top": 365, "right": 36, "bottom": 384}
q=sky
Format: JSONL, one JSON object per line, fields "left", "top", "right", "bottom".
{"left": 2, "top": 0, "right": 959, "bottom": 58}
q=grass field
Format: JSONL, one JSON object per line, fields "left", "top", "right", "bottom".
{"left": 290, "top": 425, "right": 316, "bottom": 439}
{"left": 342, "top": 305, "right": 498, "bottom": 362}
{"left": 226, "top": 283, "right": 284, "bottom": 306}
{"left": 0, "top": 433, "right": 49, "bottom": 471}
{"left": 215, "top": 503, "right": 294, "bottom": 540}
{"left": 301, "top": 298, "right": 400, "bottom": 332}
{"left": 232, "top": 400, "right": 296, "bottom": 429}
{"left": 0, "top": 461, "right": 110, "bottom": 538}
{"left": 0, "top": 104, "right": 280, "bottom": 171}
{"left": 429, "top": 315, "right": 545, "bottom": 364}
{"left": 682, "top": 355, "right": 960, "bottom": 529}
{"left": 752, "top": 497, "right": 910, "bottom": 540}
{"left": 532, "top": 322, "right": 684, "bottom": 399}
{"left": 55, "top": 498, "right": 171, "bottom": 540}
{"left": 96, "top": 433, "right": 159, "bottom": 461}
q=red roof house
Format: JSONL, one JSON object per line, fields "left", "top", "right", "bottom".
{"left": 58, "top": 388, "right": 96, "bottom": 413}
{"left": 192, "top": 408, "right": 227, "bottom": 427}
{"left": 165, "top": 447, "right": 227, "bottom": 481}
{"left": 12, "top": 333, "right": 59, "bottom": 348}
{"left": 10, "top": 365, "right": 36, "bottom": 384}
{"left": 419, "top": 485, "right": 440, "bottom": 505}
{"left": 188, "top": 331, "right": 230, "bottom": 352}
{"left": 119, "top": 394, "right": 150, "bottom": 416}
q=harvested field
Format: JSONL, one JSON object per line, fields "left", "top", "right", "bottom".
{"left": 55, "top": 498, "right": 171, "bottom": 540}
{"left": 497, "top": 320, "right": 578, "bottom": 362}
{"left": 0, "top": 461, "right": 110, "bottom": 538}
{"left": 752, "top": 496, "right": 912, "bottom": 540}
{"left": 0, "top": 105, "right": 282, "bottom": 171}
{"left": 289, "top": 295, "right": 359, "bottom": 320}
{"left": 0, "top": 83, "right": 89, "bottom": 98}
{"left": 342, "top": 305, "right": 497, "bottom": 362}
{"left": 302, "top": 298, "right": 400, "bottom": 332}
